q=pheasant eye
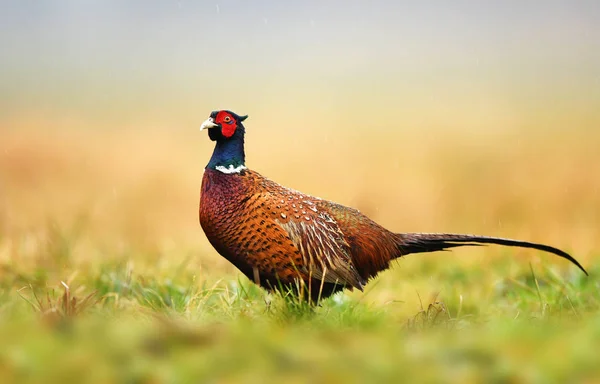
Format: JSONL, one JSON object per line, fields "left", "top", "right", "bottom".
{"left": 223, "top": 116, "right": 231, "bottom": 123}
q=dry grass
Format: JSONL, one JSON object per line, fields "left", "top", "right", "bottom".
{"left": 0, "top": 115, "right": 598, "bottom": 382}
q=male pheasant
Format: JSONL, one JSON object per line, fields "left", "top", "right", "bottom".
{"left": 198, "top": 110, "right": 587, "bottom": 301}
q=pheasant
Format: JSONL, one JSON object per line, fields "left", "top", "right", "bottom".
{"left": 198, "top": 110, "right": 587, "bottom": 302}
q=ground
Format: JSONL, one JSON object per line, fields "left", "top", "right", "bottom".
{"left": 0, "top": 118, "right": 598, "bottom": 383}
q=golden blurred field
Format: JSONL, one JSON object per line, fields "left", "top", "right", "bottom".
{"left": 1, "top": 111, "right": 598, "bottom": 301}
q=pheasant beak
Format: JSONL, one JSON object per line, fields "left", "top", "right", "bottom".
{"left": 200, "top": 117, "right": 219, "bottom": 131}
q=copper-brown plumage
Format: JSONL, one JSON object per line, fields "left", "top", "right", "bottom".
{"left": 198, "top": 110, "right": 587, "bottom": 301}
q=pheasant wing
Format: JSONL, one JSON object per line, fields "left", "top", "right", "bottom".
{"left": 275, "top": 200, "right": 366, "bottom": 290}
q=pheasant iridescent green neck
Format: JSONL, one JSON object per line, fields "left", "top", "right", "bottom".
{"left": 206, "top": 131, "right": 246, "bottom": 174}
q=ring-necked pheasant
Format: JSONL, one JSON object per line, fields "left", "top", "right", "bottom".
{"left": 198, "top": 110, "right": 587, "bottom": 302}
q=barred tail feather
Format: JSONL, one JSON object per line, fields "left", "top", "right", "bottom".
{"left": 395, "top": 233, "right": 588, "bottom": 275}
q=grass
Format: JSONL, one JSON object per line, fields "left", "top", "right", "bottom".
{"left": 0, "top": 120, "right": 599, "bottom": 383}
{"left": 1, "top": 261, "right": 599, "bottom": 383}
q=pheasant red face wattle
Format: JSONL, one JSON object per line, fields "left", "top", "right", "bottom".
{"left": 214, "top": 111, "right": 237, "bottom": 138}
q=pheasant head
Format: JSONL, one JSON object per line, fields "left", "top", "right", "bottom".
{"left": 200, "top": 110, "right": 248, "bottom": 174}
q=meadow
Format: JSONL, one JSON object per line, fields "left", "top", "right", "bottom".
{"left": 0, "top": 113, "right": 598, "bottom": 383}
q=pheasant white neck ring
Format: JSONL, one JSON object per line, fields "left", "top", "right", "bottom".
{"left": 215, "top": 164, "right": 247, "bottom": 174}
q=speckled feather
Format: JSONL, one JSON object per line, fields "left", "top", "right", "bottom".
{"left": 200, "top": 168, "right": 401, "bottom": 299}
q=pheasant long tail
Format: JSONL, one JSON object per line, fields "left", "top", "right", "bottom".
{"left": 394, "top": 233, "right": 588, "bottom": 275}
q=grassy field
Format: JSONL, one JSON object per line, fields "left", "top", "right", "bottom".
{"left": 1, "top": 116, "right": 599, "bottom": 383}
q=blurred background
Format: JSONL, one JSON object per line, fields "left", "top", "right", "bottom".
{"left": 1, "top": 1, "right": 599, "bottom": 300}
